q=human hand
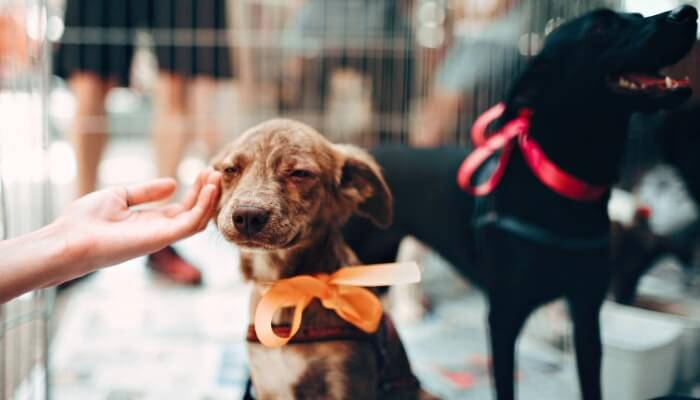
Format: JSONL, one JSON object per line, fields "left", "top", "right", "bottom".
{"left": 56, "top": 168, "right": 221, "bottom": 278}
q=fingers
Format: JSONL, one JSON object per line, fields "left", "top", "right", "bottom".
{"left": 197, "top": 177, "right": 221, "bottom": 231}
{"left": 181, "top": 167, "right": 220, "bottom": 211}
{"left": 124, "top": 178, "right": 177, "bottom": 207}
{"left": 180, "top": 168, "right": 209, "bottom": 211}
{"left": 171, "top": 182, "right": 219, "bottom": 238}
{"left": 159, "top": 169, "right": 222, "bottom": 219}
{"left": 206, "top": 169, "right": 222, "bottom": 187}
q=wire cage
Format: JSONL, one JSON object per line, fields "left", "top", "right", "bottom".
{"left": 3, "top": 0, "right": 699, "bottom": 398}
{"left": 0, "top": 0, "right": 54, "bottom": 399}
{"left": 229, "top": 0, "right": 623, "bottom": 147}
{"left": 46, "top": 0, "right": 625, "bottom": 149}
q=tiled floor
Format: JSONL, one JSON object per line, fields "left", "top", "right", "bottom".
{"left": 51, "top": 226, "right": 249, "bottom": 400}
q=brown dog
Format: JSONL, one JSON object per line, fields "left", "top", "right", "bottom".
{"left": 212, "top": 119, "right": 428, "bottom": 399}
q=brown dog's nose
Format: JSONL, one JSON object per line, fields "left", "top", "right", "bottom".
{"left": 668, "top": 5, "right": 697, "bottom": 22}
{"left": 233, "top": 206, "right": 270, "bottom": 236}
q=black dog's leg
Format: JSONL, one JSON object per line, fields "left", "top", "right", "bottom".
{"left": 344, "top": 216, "right": 405, "bottom": 265}
{"left": 488, "top": 301, "right": 531, "bottom": 400}
{"left": 568, "top": 293, "right": 605, "bottom": 400}
{"left": 612, "top": 266, "right": 645, "bottom": 305}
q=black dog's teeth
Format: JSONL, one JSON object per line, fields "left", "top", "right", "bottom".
{"left": 618, "top": 77, "right": 638, "bottom": 89}
{"left": 615, "top": 74, "right": 690, "bottom": 91}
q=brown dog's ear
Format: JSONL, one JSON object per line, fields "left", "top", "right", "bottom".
{"left": 334, "top": 144, "right": 393, "bottom": 228}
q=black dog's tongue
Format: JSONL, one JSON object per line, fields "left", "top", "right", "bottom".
{"left": 620, "top": 73, "right": 690, "bottom": 90}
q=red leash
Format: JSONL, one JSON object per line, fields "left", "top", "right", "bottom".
{"left": 457, "top": 103, "right": 608, "bottom": 202}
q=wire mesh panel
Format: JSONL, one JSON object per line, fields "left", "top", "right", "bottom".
{"left": 228, "top": 0, "right": 626, "bottom": 148}
{"left": 0, "top": 0, "right": 54, "bottom": 399}
{"left": 228, "top": 0, "right": 415, "bottom": 146}
{"left": 19, "top": 0, "right": 697, "bottom": 398}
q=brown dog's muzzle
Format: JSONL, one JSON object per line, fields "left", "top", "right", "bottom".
{"left": 233, "top": 206, "right": 270, "bottom": 237}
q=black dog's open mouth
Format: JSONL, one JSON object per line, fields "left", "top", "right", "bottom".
{"left": 608, "top": 72, "right": 690, "bottom": 95}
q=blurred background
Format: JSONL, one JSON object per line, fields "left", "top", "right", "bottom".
{"left": 1, "top": 0, "right": 700, "bottom": 399}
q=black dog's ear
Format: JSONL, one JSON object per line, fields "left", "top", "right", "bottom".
{"left": 333, "top": 144, "right": 393, "bottom": 228}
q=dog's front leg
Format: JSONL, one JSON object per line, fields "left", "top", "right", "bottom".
{"left": 487, "top": 303, "right": 530, "bottom": 400}
{"left": 568, "top": 295, "right": 605, "bottom": 400}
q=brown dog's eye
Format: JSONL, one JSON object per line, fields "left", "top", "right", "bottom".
{"left": 224, "top": 166, "right": 240, "bottom": 176}
{"left": 289, "top": 170, "right": 313, "bottom": 179}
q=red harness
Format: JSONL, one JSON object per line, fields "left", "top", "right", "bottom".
{"left": 457, "top": 103, "right": 608, "bottom": 201}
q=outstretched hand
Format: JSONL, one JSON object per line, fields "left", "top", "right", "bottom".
{"left": 58, "top": 168, "right": 221, "bottom": 276}
{"left": 0, "top": 168, "right": 222, "bottom": 303}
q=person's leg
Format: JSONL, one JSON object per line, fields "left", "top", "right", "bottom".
{"left": 148, "top": 71, "right": 203, "bottom": 285}
{"left": 68, "top": 72, "right": 114, "bottom": 196}
{"left": 190, "top": 76, "right": 223, "bottom": 157}
{"left": 152, "top": 72, "right": 190, "bottom": 179}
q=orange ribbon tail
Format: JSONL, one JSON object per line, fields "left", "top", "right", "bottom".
{"left": 253, "top": 262, "right": 421, "bottom": 348}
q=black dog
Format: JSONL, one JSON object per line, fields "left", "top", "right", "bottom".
{"left": 344, "top": 6, "right": 697, "bottom": 400}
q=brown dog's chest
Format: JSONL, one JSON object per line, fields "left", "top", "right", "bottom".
{"left": 247, "top": 340, "right": 378, "bottom": 400}
{"left": 247, "top": 288, "right": 380, "bottom": 400}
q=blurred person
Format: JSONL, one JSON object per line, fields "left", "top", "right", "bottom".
{"left": 54, "top": 0, "right": 232, "bottom": 285}
{"left": 280, "top": 0, "right": 415, "bottom": 143}
{"left": 411, "top": 0, "right": 615, "bottom": 146}
{"left": 0, "top": 6, "right": 37, "bottom": 77}
{"left": 411, "top": 0, "right": 520, "bottom": 146}
{"left": 0, "top": 169, "right": 220, "bottom": 304}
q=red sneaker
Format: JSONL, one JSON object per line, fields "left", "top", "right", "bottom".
{"left": 146, "top": 246, "right": 202, "bottom": 286}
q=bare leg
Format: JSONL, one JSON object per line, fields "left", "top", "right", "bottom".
{"left": 190, "top": 76, "right": 223, "bottom": 157}
{"left": 148, "top": 72, "right": 202, "bottom": 285}
{"left": 152, "top": 72, "right": 189, "bottom": 179}
{"left": 68, "top": 72, "right": 114, "bottom": 196}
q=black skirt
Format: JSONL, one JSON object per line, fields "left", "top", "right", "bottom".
{"left": 54, "top": 0, "right": 232, "bottom": 86}
{"left": 149, "top": 0, "right": 232, "bottom": 79}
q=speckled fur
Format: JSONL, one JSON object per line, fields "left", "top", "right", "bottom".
{"left": 212, "top": 119, "right": 428, "bottom": 399}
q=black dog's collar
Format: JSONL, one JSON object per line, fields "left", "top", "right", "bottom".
{"left": 475, "top": 212, "right": 610, "bottom": 250}
{"left": 459, "top": 103, "right": 609, "bottom": 202}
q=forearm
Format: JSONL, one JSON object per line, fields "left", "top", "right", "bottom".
{"left": 0, "top": 220, "right": 82, "bottom": 303}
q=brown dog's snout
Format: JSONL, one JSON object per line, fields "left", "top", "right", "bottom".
{"left": 233, "top": 206, "right": 270, "bottom": 237}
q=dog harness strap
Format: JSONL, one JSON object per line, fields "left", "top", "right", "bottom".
{"left": 457, "top": 108, "right": 528, "bottom": 195}
{"left": 519, "top": 134, "right": 609, "bottom": 201}
{"left": 459, "top": 103, "right": 608, "bottom": 202}
{"left": 374, "top": 314, "right": 422, "bottom": 394}
{"left": 244, "top": 315, "right": 421, "bottom": 399}
{"left": 475, "top": 213, "right": 610, "bottom": 250}
{"left": 246, "top": 324, "right": 372, "bottom": 343}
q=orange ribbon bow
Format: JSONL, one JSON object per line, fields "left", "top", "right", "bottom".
{"left": 254, "top": 262, "right": 421, "bottom": 348}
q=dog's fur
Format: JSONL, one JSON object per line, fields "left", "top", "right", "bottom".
{"left": 344, "top": 7, "right": 698, "bottom": 400}
{"left": 212, "top": 119, "right": 426, "bottom": 399}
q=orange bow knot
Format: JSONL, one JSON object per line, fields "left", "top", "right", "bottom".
{"left": 254, "top": 262, "right": 421, "bottom": 348}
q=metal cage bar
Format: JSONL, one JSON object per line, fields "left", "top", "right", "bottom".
{"left": 0, "top": 0, "right": 54, "bottom": 399}
{"left": 6, "top": 0, "right": 696, "bottom": 398}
